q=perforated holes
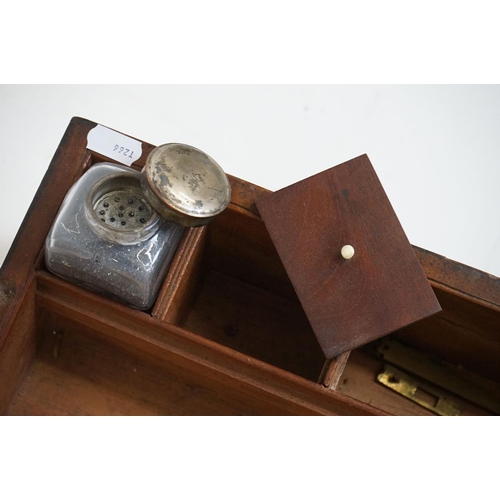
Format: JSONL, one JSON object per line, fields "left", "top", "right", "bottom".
{"left": 93, "top": 189, "right": 154, "bottom": 231}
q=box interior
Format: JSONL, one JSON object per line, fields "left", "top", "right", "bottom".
{"left": 169, "top": 205, "right": 327, "bottom": 383}
{"left": 2, "top": 151, "right": 499, "bottom": 416}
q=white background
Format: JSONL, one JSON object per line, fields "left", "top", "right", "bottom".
{"left": 1, "top": 84, "right": 499, "bottom": 276}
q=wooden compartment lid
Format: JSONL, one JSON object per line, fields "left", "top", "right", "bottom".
{"left": 255, "top": 154, "right": 441, "bottom": 359}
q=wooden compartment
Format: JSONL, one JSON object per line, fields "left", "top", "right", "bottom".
{"left": 336, "top": 262, "right": 500, "bottom": 416}
{"left": 2, "top": 268, "right": 378, "bottom": 416}
{"left": 1, "top": 117, "right": 499, "bottom": 416}
{"left": 153, "top": 204, "right": 326, "bottom": 382}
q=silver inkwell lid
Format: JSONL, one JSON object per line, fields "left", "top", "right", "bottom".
{"left": 140, "top": 143, "right": 231, "bottom": 227}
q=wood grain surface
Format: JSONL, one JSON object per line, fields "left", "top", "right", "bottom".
{"left": 256, "top": 154, "right": 442, "bottom": 358}
{"left": 32, "top": 270, "right": 384, "bottom": 415}
{"left": 2, "top": 117, "right": 498, "bottom": 416}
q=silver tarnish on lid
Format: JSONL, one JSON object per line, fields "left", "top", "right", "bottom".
{"left": 140, "top": 143, "right": 231, "bottom": 227}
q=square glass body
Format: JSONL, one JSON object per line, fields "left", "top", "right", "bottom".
{"left": 45, "top": 163, "right": 185, "bottom": 310}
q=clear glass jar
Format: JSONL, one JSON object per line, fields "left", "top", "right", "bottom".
{"left": 45, "top": 162, "right": 185, "bottom": 310}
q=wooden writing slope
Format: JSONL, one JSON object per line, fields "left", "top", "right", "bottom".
{"left": 1, "top": 117, "right": 499, "bottom": 416}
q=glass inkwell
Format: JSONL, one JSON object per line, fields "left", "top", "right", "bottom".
{"left": 45, "top": 143, "right": 231, "bottom": 310}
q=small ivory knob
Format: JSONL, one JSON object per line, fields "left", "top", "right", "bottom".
{"left": 341, "top": 245, "right": 355, "bottom": 260}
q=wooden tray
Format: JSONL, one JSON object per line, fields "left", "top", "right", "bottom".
{"left": 1, "top": 117, "right": 499, "bottom": 416}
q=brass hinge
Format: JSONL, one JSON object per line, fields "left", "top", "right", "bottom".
{"left": 377, "top": 364, "right": 462, "bottom": 416}
{"left": 376, "top": 338, "right": 500, "bottom": 415}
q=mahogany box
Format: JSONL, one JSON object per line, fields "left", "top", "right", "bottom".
{"left": 1, "top": 117, "right": 499, "bottom": 416}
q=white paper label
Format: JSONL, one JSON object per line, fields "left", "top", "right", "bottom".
{"left": 87, "top": 124, "right": 142, "bottom": 167}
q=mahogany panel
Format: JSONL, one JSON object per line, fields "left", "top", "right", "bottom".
{"left": 226, "top": 174, "right": 263, "bottom": 216}
{"left": 35, "top": 270, "right": 384, "bottom": 416}
{"left": 207, "top": 204, "right": 296, "bottom": 300}
{"left": 152, "top": 226, "right": 207, "bottom": 324}
{"left": 256, "top": 154, "right": 441, "bottom": 358}
{"left": 2, "top": 117, "right": 498, "bottom": 416}
{"left": 0, "top": 118, "right": 93, "bottom": 343}
{"left": 180, "top": 269, "right": 325, "bottom": 381}
{"left": 318, "top": 351, "right": 351, "bottom": 390}
{"left": 395, "top": 287, "right": 500, "bottom": 382}
{"left": 7, "top": 323, "right": 280, "bottom": 416}
{"left": 413, "top": 246, "right": 500, "bottom": 308}
{"left": 0, "top": 276, "right": 39, "bottom": 413}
